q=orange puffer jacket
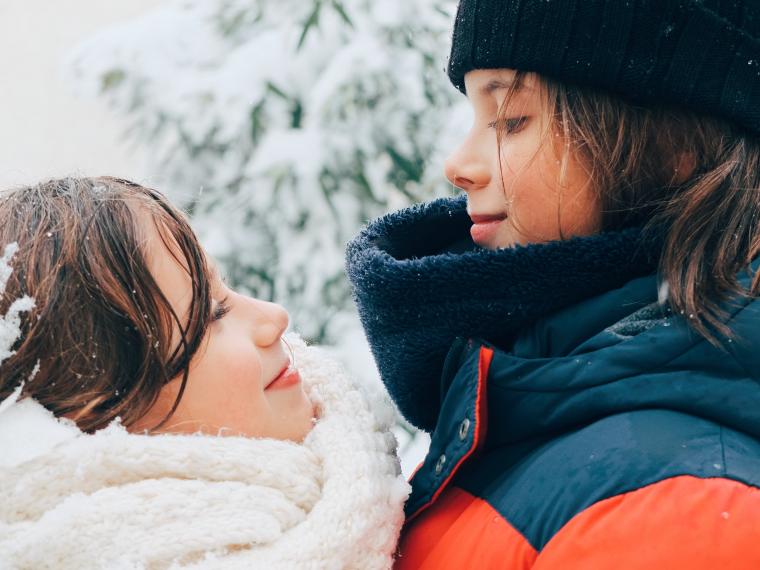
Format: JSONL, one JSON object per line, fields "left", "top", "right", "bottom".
{"left": 396, "top": 276, "right": 760, "bottom": 568}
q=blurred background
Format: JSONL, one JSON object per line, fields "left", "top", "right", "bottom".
{"left": 0, "top": 0, "right": 475, "bottom": 473}
{"left": 0, "top": 0, "right": 158, "bottom": 187}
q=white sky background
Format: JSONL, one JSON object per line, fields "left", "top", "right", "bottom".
{"left": 0, "top": 0, "right": 162, "bottom": 188}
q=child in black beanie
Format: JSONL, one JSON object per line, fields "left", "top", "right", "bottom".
{"left": 347, "top": 1, "right": 760, "bottom": 568}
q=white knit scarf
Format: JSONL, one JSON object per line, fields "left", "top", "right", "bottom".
{"left": 0, "top": 338, "right": 409, "bottom": 569}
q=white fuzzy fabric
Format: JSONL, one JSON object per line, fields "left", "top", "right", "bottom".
{"left": 0, "top": 337, "right": 409, "bottom": 569}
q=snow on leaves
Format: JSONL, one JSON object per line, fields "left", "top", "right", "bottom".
{"left": 65, "top": 0, "right": 465, "bottom": 343}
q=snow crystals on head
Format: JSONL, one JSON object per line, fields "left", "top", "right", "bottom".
{"left": 0, "top": 243, "right": 35, "bottom": 367}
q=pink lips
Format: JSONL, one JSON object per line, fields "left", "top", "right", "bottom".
{"left": 469, "top": 213, "right": 507, "bottom": 244}
{"left": 265, "top": 364, "right": 302, "bottom": 391}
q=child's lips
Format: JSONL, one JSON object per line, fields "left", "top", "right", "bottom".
{"left": 468, "top": 213, "right": 508, "bottom": 224}
{"left": 265, "top": 364, "right": 302, "bottom": 391}
{"left": 469, "top": 213, "right": 507, "bottom": 245}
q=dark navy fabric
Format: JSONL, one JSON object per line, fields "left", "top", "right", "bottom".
{"left": 345, "top": 196, "right": 661, "bottom": 431}
{"left": 406, "top": 255, "right": 760, "bottom": 551}
{"left": 404, "top": 338, "right": 483, "bottom": 518}
{"left": 348, "top": 196, "right": 760, "bottom": 553}
{"left": 459, "top": 410, "right": 760, "bottom": 550}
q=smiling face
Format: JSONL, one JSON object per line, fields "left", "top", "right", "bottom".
{"left": 444, "top": 69, "right": 601, "bottom": 249}
{"left": 129, "top": 214, "right": 315, "bottom": 442}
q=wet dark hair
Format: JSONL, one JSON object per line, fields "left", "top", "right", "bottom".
{"left": 0, "top": 176, "right": 212, "bottom": 432}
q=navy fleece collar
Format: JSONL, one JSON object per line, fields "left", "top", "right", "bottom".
{"left": 346, "top": 196, "right": 661, "bottom": 431}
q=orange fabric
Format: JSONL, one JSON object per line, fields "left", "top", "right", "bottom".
{"left": 473, "top": 346, "right": 492, "bottom": 455}
{"left": 534, "top": 475, "right": 760, "bottom": 570}
{"left": 396, "top": 487, "right": 538, "bottom": 570}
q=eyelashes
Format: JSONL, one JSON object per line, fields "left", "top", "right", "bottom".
{"left": 211, "top": 296, "right": 231, "bottom": 321}
{"left": 487, "top": 116, "right": 528, "bottom": 134}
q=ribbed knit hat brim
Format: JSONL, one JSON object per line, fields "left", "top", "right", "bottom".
{"left": 448, "top": 0, "right": 760, "bottom": 134}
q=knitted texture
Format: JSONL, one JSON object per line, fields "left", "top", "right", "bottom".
{"left": 0, "top": 337, "right": 409, "bottom": 570}
{"left": 448, "top": 0, "right": 760, "bottom": 135}
{"left": 345, "top": 196, "right": 660, "bottom": 431}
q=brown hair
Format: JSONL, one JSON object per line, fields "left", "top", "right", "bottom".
{"left": 496, "top": 71, "right": 760, "bottom": 344}
{"left": 0, "top": 177, "right": 212, "bottom": 432}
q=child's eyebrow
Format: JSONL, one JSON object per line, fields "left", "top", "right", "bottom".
{"left": 208, "top": 261, "right": 226, "bottom": 285}
{"left": 481, "top": 78, "right": 531, "bottom": 95}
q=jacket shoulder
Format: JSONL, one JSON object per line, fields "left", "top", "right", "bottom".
{"left": 458, "top": 409, "right": 760, "bottom": 551}
{"left": 398, "top": 475, "right": 760, "bottom": 570}
{"left": 533, "top": 475, "right": 760, "bottom": 569}
{"left": 400, "top": 411, "right": 760, "bottom": 569}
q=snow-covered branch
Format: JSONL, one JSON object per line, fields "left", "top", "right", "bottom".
{"left": 66, "top": 0, "right": 469, "bottom": 343}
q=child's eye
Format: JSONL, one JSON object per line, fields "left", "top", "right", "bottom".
{"left": 487, "top": 116, "right": 528, "bottom": 133}
{"left": 211, "top": 296, "right": 231, "bottom": 321}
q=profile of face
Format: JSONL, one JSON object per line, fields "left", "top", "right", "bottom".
{"left": 130, "top": 213, "right": 315, "bottom": 442}
{"left": 445, "top": 69, "right": 601, "bottom": 249}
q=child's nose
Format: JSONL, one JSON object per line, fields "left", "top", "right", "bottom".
{"left": 250, "top": 300, "right": 290, "bottom": 347}
{"left": 444, "top": 137, "right": 491, "bottom": 192}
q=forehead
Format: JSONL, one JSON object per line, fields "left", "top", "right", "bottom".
{"left": 464, "top": 69, "right": 538, "bottom": 99}
{"left": 136, "top": 203, "right": 199, "bottom": 319}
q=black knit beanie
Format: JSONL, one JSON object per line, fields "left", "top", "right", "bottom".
{"left": 448, "top": 0, "right": 760, "bottom": 134}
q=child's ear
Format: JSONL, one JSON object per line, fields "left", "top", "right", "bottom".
{"left": 672, "top": 152, "right": 696, "bottom": 185}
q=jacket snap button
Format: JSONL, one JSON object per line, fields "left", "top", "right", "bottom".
{"left": 434, "top": 454, "right": 446, "bottom": 475}
{"left": 458, "top": 418, "right": 471, "bottom": 441}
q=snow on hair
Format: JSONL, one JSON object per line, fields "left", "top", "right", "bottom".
{"left": 0, "top": 243, "right": 35, "bottom": 367}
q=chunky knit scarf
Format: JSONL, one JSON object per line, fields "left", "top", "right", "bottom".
{"left": 0, "top": 338, "right": 409, "bottom": 569}
{"left": 346, "top": 196, "right": 662, "bottom": 431}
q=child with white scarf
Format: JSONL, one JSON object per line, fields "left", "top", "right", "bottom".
{"left": 0, "top": 177, "right": 409, "bottom": 569}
